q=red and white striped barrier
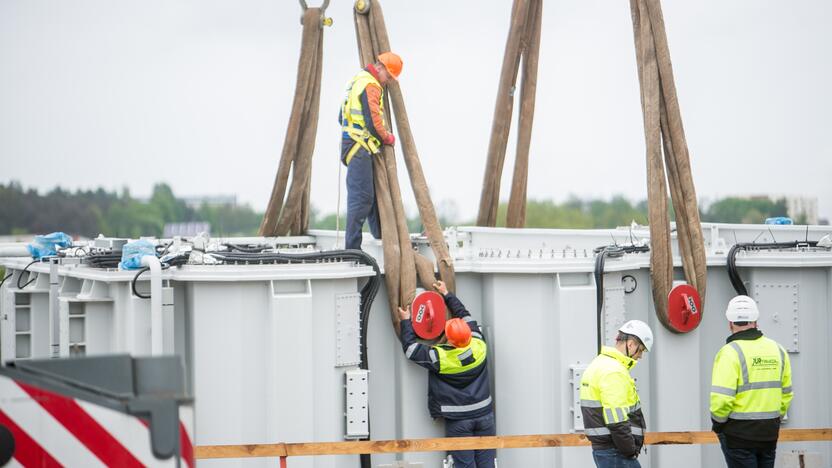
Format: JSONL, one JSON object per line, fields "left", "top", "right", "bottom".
{"left": 0, "top": 375, "right": 194, "bottom": 467}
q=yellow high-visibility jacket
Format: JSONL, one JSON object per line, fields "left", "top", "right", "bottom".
{"left": 339, "top": 69, "right": 385, "bottom": 164}
{"left": 710, "top": 328, "right": 793, "bottom": 444}
{"left": 580, "top": 346, "right": 645, "bottom": 458}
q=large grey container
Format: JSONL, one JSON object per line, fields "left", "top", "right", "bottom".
{"left": 1, "top": 223, "right": 830, "bottom": 467}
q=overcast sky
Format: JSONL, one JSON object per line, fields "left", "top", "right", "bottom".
{"left": 1, "top": 0, "right": 830, "bottom": 222}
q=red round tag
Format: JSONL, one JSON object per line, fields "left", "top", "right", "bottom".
{"left": 410, "top": 291, "right": 447, "bottom": 340}
{"left": 667, "top": 283, "right": 702, "bottom": 333}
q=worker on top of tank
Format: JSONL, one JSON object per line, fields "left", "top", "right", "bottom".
{"left": 397, "top": 281, "right": 495, "bottom": 468}
{"left": 580, "top": 320, "right": 654, "bottom": 467}
{"left": 338, "top": 51, "right": 402, "bottom": 251}
{"left": 710, "top": 296, "right": 793, "bottom": 468}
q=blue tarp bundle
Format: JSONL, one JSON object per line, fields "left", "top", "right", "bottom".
{"left": 27, "top": 232, "right": 72, "bottom": 259}
{"left": 119, "top": 240, "right": 156, "bottom": 270}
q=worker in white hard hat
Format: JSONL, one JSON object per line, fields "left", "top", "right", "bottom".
{"left": 710, "top": 295, "right": 793, "bottom": 468}
{"left": 580, "top": 320, "right": 653, "bottom": 467}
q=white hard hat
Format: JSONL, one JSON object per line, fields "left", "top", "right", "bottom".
{"left": 618, "top": 320, "right": 654, "bottom": 352}
{"left": 725, "top": 295, "right": 759, "bottom": 323}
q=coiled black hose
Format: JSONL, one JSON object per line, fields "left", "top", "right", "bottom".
{"left": 16, "top": 260, "right": 40, "bottom": 290}
{"left": 131, "top": 253, "right": 192, "bottom": 299}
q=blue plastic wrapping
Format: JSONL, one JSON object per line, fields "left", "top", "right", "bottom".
{"left": 765, "top": 217, "right": 794, "bottom": 225}
{"left": 26, "top": 232, "right": 72, "bottom": 259}
{"left": 119, "top": 240, "right": 157, "bottom": 270}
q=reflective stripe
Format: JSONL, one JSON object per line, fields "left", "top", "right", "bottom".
{"left": 440, "top": 396, "right": 492, "bottom": 413}
{"left": 737, "top": 381, "right": 781, "bottom": 392}
{"left": 778, "top": 346, "right": 786, "bottom": 383}
{"left": 581, "top": 399, "right": 603, "bottom": 408}
{"left": 711, "top": 412, "right": 728, "bottom": 423}
{"left": 729, "top": 342, "right": 749, "bottom": 384}
{"left": 615, "top": 408, "right": 626, "bottom": 422}
{"left": 585, "top": 426, "right": 643, "bottom": 436}
{"left": 782, "top": 386, "right": 792, "bottom": 394}
{"left": 457, "top": 348, "right": 473, "bottom": 361}
{"left": 471, "top": 332, "right": 483, "bottom": 340}
{"left": 729, "top": 411, "right": 781, "bottom": 420}
{"left": 463, "top": 316, "right": 475, "bottom": 323}
{"left": 711, "top": 385, "right": 737, "bottom": 396}
{"left": 405, "top": 343, "right": 418, "bottom": 359}
{"left": 604, "top": 408, "right": 615, "bottom": 423}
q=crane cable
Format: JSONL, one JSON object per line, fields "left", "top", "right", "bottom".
{"left": 352, "top": 0, "right": 457, "bottom": 335}
{"left": 630, "top": 0, "right": 707, "bottom": 332}
{"left": 260, "top": 2, "right": 331, "bottom": 236}
{"left": 476, "top": 0, "right": 543, "bottom": 228}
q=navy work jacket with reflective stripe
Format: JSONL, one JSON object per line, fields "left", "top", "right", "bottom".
{"left": 399, "top": 293, "right": 493, "bottom": 420}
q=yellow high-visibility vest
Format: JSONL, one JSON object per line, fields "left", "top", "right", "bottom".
{"left": 580, "top": 347, "right": 644, "bottom": 428}
{"left": 434, "top": 338, "right": 487, "bottom": 375}
{"left": 710, "top": 335, "right": 793, "bottom": 423}
{"left": 340, "top": 70, "right": 384, "bottom": 164}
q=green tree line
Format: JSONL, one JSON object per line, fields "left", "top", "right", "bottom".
{"left": 0, "top": 181, "right": 794, "bottom": 238}
{"left": 0, "top": 182, "right": 262, "bottom": 238}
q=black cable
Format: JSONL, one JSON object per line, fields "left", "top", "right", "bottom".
{"left": 593, "top": 244, "right": 650, "bottom": 353}
{"left": 222, "top": 243, "right": 269, "bottom": 253}
{"left": 131, "top": 267, "right": 152, "bottom": 299}
{"left": 156, "top": 242, "right": 173, "bottom": 257}
{"left": 594, "top": 249, "right": 607, "bottom": 354}
{"left": 85, "top": 250, "right": 122, "bottom": 268}
{"left": 726, "top": 243, "right": 748, "bottom": 296}
{"left": 16, "top": 260, "right": 39, "bottom": 290}
{"left": 131, "top": 252, "right": 192, "bottom": 299}
{"left": 0, "top": 273, "right": 12, "bottom": 290}
{"left": 727, "top": 241, "right": 819, "bottom": 295}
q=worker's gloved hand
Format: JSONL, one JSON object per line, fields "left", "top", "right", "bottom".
{"left": 383, "top": 133, "right": 395, "bottom": 146}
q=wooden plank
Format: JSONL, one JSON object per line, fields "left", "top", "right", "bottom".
{"left": 779, "top": 428, "right": 832, "bottom": 442}
{"left": 194, "top": 428, "right": 832, "bottom": 459}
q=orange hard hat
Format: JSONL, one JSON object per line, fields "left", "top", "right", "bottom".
{"left": 377, "top": 52, "right": 403, "bottom": 79}
{"left": 444, "top": 318, "right": 472, "bottom": 348}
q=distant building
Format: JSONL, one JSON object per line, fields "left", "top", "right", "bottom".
{"left": 744, "top": 194, "right": 819, "bottom": 224}
{"left": 164, "top": 222, "right": 211, "bottom": 238}
{"left": 181, "top": 195, "right": 237, "bottom": 210}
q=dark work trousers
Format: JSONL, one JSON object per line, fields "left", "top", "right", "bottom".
{"left": 591, "top": 448, "right": 641, "bottom": 468}
{"left": 445, "top": 412, "right": 496, "bottom": 468}
{"left": 343, "top": 140, "right": 381, "bottom": 250}
{"left": 718, "top": 434, "right": 776, "bottom": 468}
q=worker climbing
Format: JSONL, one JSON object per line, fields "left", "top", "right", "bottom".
{"left": 580, "top": 320, "right": 654, "bottom": 467}
{"left": 710, "top": 296, "right": 794, "bottom": 468}
{"left": 339, "top": 51, "right": 402, "bottom": 251}
{"left": 397, "top": 281, "right": 495, "bottom": 468}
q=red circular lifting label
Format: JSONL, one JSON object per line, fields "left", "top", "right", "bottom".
{"left": 411, "top": 291, "right": 447, "bottom": 340}
{"left": 667, "top": 284, "right": 702, "bottom": 333}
